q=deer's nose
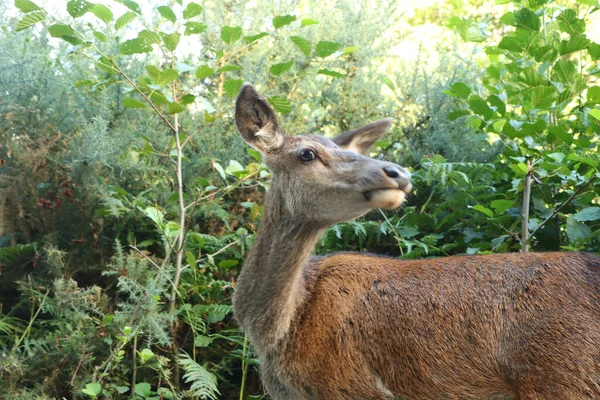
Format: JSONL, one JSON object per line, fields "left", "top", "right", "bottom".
{"left": 383, "top": 165, "right": 410, "bottom": 180}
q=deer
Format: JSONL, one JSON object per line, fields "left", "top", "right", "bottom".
{"left": 232, "top": 84, "right": 600, "bottom": 400}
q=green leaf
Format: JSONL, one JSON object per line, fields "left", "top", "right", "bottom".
{"left": 224, "top": 79, "right": 243, "bottom": 98}
{"left": 183, "top": 2, "right": 203, "bottom": 19}
{"left": 447, "top": 110, "right": 470, "bottom": 121}
{"left": 487, "top": 95, "right": 505, "bottom": 116}
{"left": 566, "top": 215, "right": 591, "bottom": 242}
{"left": 16, "top": 11, "right": 45, "bottom": 31}
{"left": 273, "top": 14, "right": 296, "bottom": 28}
{"left": 557, "top": 9, "right": 585, "bottom": 35}
{"left": 167, "top": 102, "right": 186, "bottom": 114}
{"left": 590, "top": 109, "right": 600, "bottom": 120}
{"left": 267, "top": 95, "right": 292, "bottom": 114}
{"left": 490, "top": 199, "right": 514, "bottom": 214}
{"left": 470, "top": 204, "right": 494, "bottom": 218}
{"left": 513, "top": 7, "right": 540, "bottom": 31}
{"left": 244, "top": 32, "right": 269, "bottom": 43}
{"left": 531, "top": 86, "right": 558, "bottom": 108}
{"left": 81, "top": 382, "right": 102, "bottom": 398}
{"left": 122, "top": 98, "right": 146, "bottom": 109}
{"left": 97, "top": 56, "right": 118, "bottom": 73}
{"left": 221, "top": 26, "right": 242, "bottom": 44}
{"left": 93, "top": 31, "right": 106, "bottom": 42}
{"left": 301, "top": 18, "right": 318, "bottom": 27}
{"left": 154, "top": 68, "right": 179, "bottom": 86}
{"left": 91, "top": 4, "right": 113, "bottom": 24}
{"left": 445, "top": 82, "right": 471, "bottom": 99}
{"left": 548, "top": 125, "right": 573, "bottom": 145}
{"left": 574, "top": 207, "right": 600, "bottom": 222}
{"left": 316, "top": 41, "right": 342, "bottom": 57}
{"left": 184, "top": 21, "right": 206, "bottom": 35}
{"left": 195, "top": 65, "right": 214, "bottom": 80}
{"left": 180, "top": 94, "right": 195, "bottom": 105}
{"left": 468, "top": 95, "right": 493, "bottom": 120}
{"left": 558, "top": 34, "right": 590, "bottom": 55}
{"left": 115, "top": 11, "right": 136, "bottom": 30}
{"left": 15, "top": 0, "right": 40, "bottom": 13}
{"left": 498, "top": 36, "right": 523, "bottom": 53}
{"left": 134, "top": 383, "right": 152, "bottom": 398}
{"left": 270, "top": 61, "right": 294, "bottom": 76}
{"left": 48, "top": 24, "right": 74, "bottom": 37}
{"left": 161, "top": 32, "right": 180, "bottom": 51}
{"left": 343, "top": 46, "right": 358, "bottom": 55}
{"left": 586, "top": 86, "right": 600, "bottom": 104}
{"left": 157, "top": 5, "right": 176, "bottom": 23}
{"left": 138, "top": 30, "right": 161, "bottom": 44}
{"left": 589, "top": 42, "right": 600, "bottom": 60}
{"left": 552, "top": 59, "right": 576, "bottom": 85}
{"left": 194, "top": 335, "right": 213, "bottom": 347}
{"left": 318, "top": 68, "right": 345, "bottom": 78}
{"left": 67, "top": 0, "right": 92, "bottom": 17}
{"left": 290, "top": 36, "right": 311, "bottom": 55}
{"left": 120, "top": 37, "right": 152, "bottom": 54}
{"left": 121, "top": 0, "right": 141, "bottom": 14}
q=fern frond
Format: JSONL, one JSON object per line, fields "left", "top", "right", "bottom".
{"left": 178, "top": 352, "right": 220, "bottom": 400}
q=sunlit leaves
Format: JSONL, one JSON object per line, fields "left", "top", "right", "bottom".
{"left": 16, "top": 11, "right": 45, "bottom": 31}
{"left": 587, "top": 86, "right": 600, "bottom": 104}
{"left": 157, "top": 5, "right": 176, "bottom": 23}
{"left": 557, "top": 9, "right": 585, "bottom": 35}
{"left": 468, "top": 96, "right": 493, "bottom": 120}
{"left": 15, "top": 0, "right": 40, "bottom": 13}
{"left": 183, "top": 2, "right": 203, "bottom": 19}
{"left": 270, "top": 61, "right": 293, "bottom": 76}
{"left": 115, "top": 11, "right": 136, "bottom": 31}
{"left": 67, "top": 0, "right": 92, "bottom": 18}
{"left": 138, "top": 30, "right": 161, "bottom": 44}
{"left": 444, "top": 82, "right": 471, "bottom": 99}
{"left": 167, "top": 102, "right": 185, "bottom": 114}
{"left": 122, "top": 97, "right": 146, "bottom": 109}
{"left": 512, "top": 8, "right": 540, "bottom": 31}
{"left": 184, "top": 22, "right": 206, "bottom": 35}
{"left": 290, "top": 36, "right": 311, "bottom": 55}
{"left": 273, "top": 15, "right": 296, "bottom": 28}
{"left": 223, "top": 79, "right": 243, "bottom": 97}
{"left": 91, "top": 4, "right": 113, "bottom": 24}
{"left": 48, "top": 24, "right": 74, "bottom": 38}
{"left": 315, "top": 41, "right": 341, "bottom": 57}
{"left": 161, "top": 32, "right": 180, "bottom": 52}
{"left": 318, "top": 68, "right": 345, "bottom": 78}
{"left": 301, "top": 18, "right": 318, "bottom": 27}
{"left": 267, "top": 95, "right": 292, "bottom": 114}
{"left": 446, "top": 16, "right": 487, "bottom": 42}
{"left": 558, "top": 34, "right": 590, "bottom": 55}
{"left": 221, "top": 26, "right": 242, "bottom": 44}
{"left": 195, "top": 66, "right": 214, "bottom": 80}
{"left": 244, "top": 32, "right": 269, "bottom": 44}
{"left": 119, "top": 37, "right": 152, "bottom": 54}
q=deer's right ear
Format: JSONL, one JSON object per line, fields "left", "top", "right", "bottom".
{"left": 235, "top": 84, "right": 284, "bottom": 153}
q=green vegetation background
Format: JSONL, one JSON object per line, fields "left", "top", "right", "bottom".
{"left": 1, "top": 0, "right": 599, "bottom": 398}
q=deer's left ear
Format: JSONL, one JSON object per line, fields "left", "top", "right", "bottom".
{"left": 332, "top": 118, "right": 392, "bottom": 155}
{"left": 235, "top": 84, "right": 284, "bottom": 154}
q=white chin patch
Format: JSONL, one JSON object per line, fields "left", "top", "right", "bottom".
{"left": 368, "top": 190, "right": 406, "bottom": 209}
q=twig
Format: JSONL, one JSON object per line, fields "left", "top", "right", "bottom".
{"left": 521, "top": 161, "right": 533, "bottom": 252}
{"left": 70, "top": 345, "right": 88, "bottom": 387}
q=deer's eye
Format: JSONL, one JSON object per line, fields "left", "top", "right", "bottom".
{"left": 299, "top": 149, "right": 317, "bottom": 162}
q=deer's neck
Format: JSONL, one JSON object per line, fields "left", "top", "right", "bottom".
{"left": 233, "top": 184, "right": 324, "bottom": 353}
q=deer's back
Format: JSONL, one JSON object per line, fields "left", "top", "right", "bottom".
{"left": 279, "top": 252, "right": 600, "bottom": 399}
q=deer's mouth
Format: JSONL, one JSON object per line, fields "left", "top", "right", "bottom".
{"left": 363, "top": 187, "right": 410, "bottom": 209}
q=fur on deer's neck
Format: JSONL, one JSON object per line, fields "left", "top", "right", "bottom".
{"left": 233, "top": 179, "right": 324, "bottom": 354}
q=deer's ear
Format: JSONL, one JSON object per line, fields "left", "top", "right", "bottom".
{"left": 235, "top": 84, "right": 284, "bottom": 153}
{"left": 332, "top": 118, "right": 392, "bottom": 155}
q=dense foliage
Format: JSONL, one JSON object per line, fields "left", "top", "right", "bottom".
{"left": 0, "top": 0, "right": 599, "bottom": 399}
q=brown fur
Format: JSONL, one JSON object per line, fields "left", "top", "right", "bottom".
{"left": 232, "top": 84, "right": 600, "bottom": 399}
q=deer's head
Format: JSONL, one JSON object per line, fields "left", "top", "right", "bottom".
{"left": 235, "top": 84, "right": 411, "bottom": 226}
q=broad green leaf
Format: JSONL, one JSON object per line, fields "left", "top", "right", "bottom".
{"left": 447, "top": 110, "right": 470, "bottom": 121}
{"left": 93, "top": 31, "right": 106, "bottom": 42}
{"left": 548, "top": 125, "right": 572, "bottom": 145}
{"left": 115, "top": 11, "right": 136, "bottom": 30}
{"left": 557, "top": 9, "right": 585, "bottom": 35}
{"left": 16, "top": 11, "right": 45, "bottom": 31}
{"left": 119, "top": 37, "right": 152, "bottom": 54}
{"left": 513, "top": 7, "right": 540, "bottom": 31}
{"left": 318, "top": 68, "right": 345, "bottom": 78}
{"left": 273, "top": 14, "right": 296, "bottom": 28}
{"left": 445, "top": 82, "right": 471, "bottom": 99}
{"left": 134, "top": 383, "right": 152, "bottom": 398}
{"left": 301, "top": 18, "right": 318, "bottom": 27}
{"left": 267, "top": 95, "right": 293, "bottom": 114}
{"left": 586, "top": 86, "right": 600, "bottom": 104}
{"left": 270, "top": 61, "right": 294, "bottom": 76}
{"left": 97, "top": 56, "right": 118, "bottom": 73}
{"left": 121, "top": 0, "right": 141, "bottom": 14}
{"left": 48, "top": 24, "right": 74, "bottom": 37}
{"left": 316, "top": 41, "right": 342, "bottom": 57}
{"left": 122, "top": 98, "right": 146, "bottom": 109}
{"left": 558, "top": 34, "right": 590, "bottom": 55}
{"left": 487, "top": 95, "right": 505, "bottom": 116}
{"left": 161, "top": 32, "right": 180, "bottom": 51}
{"left": 470, "top": 204, "right": 494, "bottom": 218}
{"left": 167, "top": 102, "right": 185, "bottom": 114}
{"left": 183, "top": 2, "right": 202, "bottom": 18}
{"left": 91, "top": 4, "right": 113, "bottom": 24}
{"left": 590, "top": 109, "right": 600, "bottom": 120}
{"left": 194, "top": 335, "right": 213, "bottom": 347}
{"left": 138, "top": 348, "right": 154, "bottom": 362}
{"left": 589, "top": 42, "right": 600, "bottom": 60}
{"left": 566, "top": 215, "right": 591, "bottom": 242}
{"left": 138, "top": 30, "right": 161, "bottom": 44}
{"left": 15, "top": 0, "right": 40, "bottom": 13}
{"left": 180, "top": 94, "right": 195, "bottom": 105}
{"left": 157, "top": 5, "right": 176, "bottom": 23}
{"left": 447, "top": 16, "right": 487, "bottom": 42}
{"left": 67, "top": 0, "right": 92, "bottom": 17}
{"left": 343, "top": 46, "right": 358, "bottom": 54}
{"left": 552, "top": 59, "right": 576, "bottom": 85}
{"left": 468, "top": 95, "right": 493, "bottom": 120}
{"left": 574, "top": 207, "right": 600, "bottom": 222}
{"left": 490, "top": 199, "right": 514, "bottom": 214}
{"left": 81, "top": 382, "right": 102, "bottom": 397}
{"left": 224, "top": 79, "right": 243, "bottom": 97}
{"left": 290, "top": 36, "right": 311, "bottom": 55}
{"left": 154, "top": 68, "right": 179, "bottom": 86}
{"left": 531, "top": 86, "right": 558, "bottom": 108}
{"left": 221, "top": 26, "right": 242, "bottom": 44}
{"left": 244, "top": 32, "right": 269, "bottom": 43}
{"left": 185, "top": 251, "right": 196, "bottom": 269}
{"left": 195, "top": 65, "right": 214, "bottom": 80}
{"left": 498, "top": 36, "right": 523, "bottom": 53}
{"left": 184, "top": 21, "right": 206, "bottom": 35}
{"left": 145, "top": 65, "right": 160, "bottom": 80}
